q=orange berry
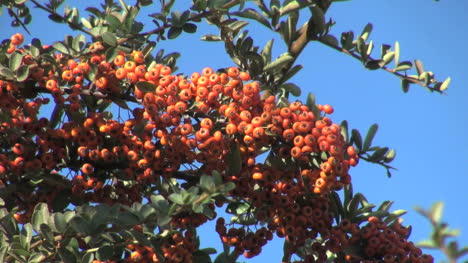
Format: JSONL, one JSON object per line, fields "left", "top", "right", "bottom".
{"left": 10, "top": 33, "right": 24, "bottom": 46}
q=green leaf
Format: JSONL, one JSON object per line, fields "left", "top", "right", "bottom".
{"left": 350, "top": 129, "right": 363, "bottom": 151}
{"left": 394, "top": 41, "right": 400, "bottom": 66}
{"left": 430, "top": 201, "right": 444, "bottom": 223}
{"left": 401, "top": 78, "right": 410, "bottom": 93}
{"left": 281, "top": 83, "right": 301, "bottom": 97}
{"left": 16, "top": 65, "right": 30, "bottom": 82}
{"left": 182, "top": 23, "right": 197, "bottom": 33}
{"left": 135, "top": 81, "right": 156, "bottom": 93}
{"left": 31, "top": 203, "right": 50, "bottom": 232}
{"left": 227, "top": 142, "right": 242, "bottom": 175}
{"left": 320, "top": 34, "right": 338, "bottom": 47}
{"left": 169, "top": 193, "right": 184, "bottom": 205}
{"left": 416, "top": 239, "right": 437, "bottom": 249}
{"left": 69, "top": 216, "right": 90, "bottom": 235}
{"left": 200, "top": 34, "right": 222, "bottom": 41}
{"left": 168, "top": 27, "right": 182, "bottom": 39}
{"left": 414, "top": 59, "right": 424, "bottom": 76}
{"left": 340, "top": 31, "right": 354, "bottom": 50}
{"left": 82, "top": 252, "right": 94, "bottom": 263}
{"left": 40, "top": 224, "right": 55, "bottom": 244}
{"left": 360, "top": 23, "right": 373, "bottom": 42}
{"left": 227, "top": 20, "right": 249, "bottom": 33}
{"left": 193, "top": 250, "right": 212, "bottom": 263}
{"left": 363, "top": 124, "right": 378, "bottom": 152}
{"left": 368, "top": 147, "right": 389, "bottom": 162}
{"left": 96, "top": 245, "right": 113, "bottom": 261}
{"left": 231, "top": 8, "right": 271, "bottom": 29}
{"left": 200, "top": 175, "right": 215, "bottom": 193}
{"left": 105, "top": 14, "right": 121, "bottom": 29}
{"left": 382, "top": 51, "right": 395, "bottom": 65}
{"left": 394, "top": 61, "right": 412, "bottom": 71}
{"left": 9, "top": 52, "right": 23, "bottom": 71}
{"left": 102, "top": 32, "right": 117, "bottom": 47}
{"left": 264, "top": 53, "right": 293, "bottom": 72}
{"left": 260, "top": 39, "right": 274, "bottom": 64}
{"left": 72, "top": 34, "right": 86, "bottom": 52}
{"left": 0, "top": 67, "right": 15, "bottom": 79}
{"left": 309, "top": 5, "right": 325, "bottom": 36}
{"left": 340, "top": 120, "right": 349, "bottom": 143}
{"left": 364, "top": 59, "right": 383, "bottom": 70}
{"left": 383, "top": 149, "right": 396, "bottom": 163}
{"left": 440, "top": 76, "right": 451, "bottom": 91}
{"left": 53, "top": 41, "right": 71, "bottom": 55}
{"left": 58, "top": 247, "right": 76, "bottom": 263}
{"left": 81, "top": 17, "right": 93, "bottom": 29}
{"left": 19, "top": 223, "right": 33, "bottom": 251}
{"left": 226, "top": 202, "right": 250, "bottom": 215}
{"left": 0, "top": 246, "right": 7, "bottom": 263}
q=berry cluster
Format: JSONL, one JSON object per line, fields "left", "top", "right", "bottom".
{"left": 0, "top": 34, "right": 432, "bottom": 262}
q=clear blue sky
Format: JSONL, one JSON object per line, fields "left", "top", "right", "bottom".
{"left": 1, "top": 0, "right": 467, "bottom": 262}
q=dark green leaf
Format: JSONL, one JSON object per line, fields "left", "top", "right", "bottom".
{"left": 104, "top": 46, "right": 119, "bottom": 63}
{"left": 19, "top": 223, "right": 32, "bottom": 251}
{"left": 340, "top": 31, "right": 354, "bottom": 50}
{"left": 0, "top": 67, "right": 15, "bottom": 79}
{"left": 350, "top": 129, "right": 362, "bottom": 151}
{"left": 182, "top": 23, "right": 197, "bottom": 33}
{"left": 226, "top": 202, "right": 250, "bottom": 215}
{"left": 227, "top": 142, "right": 242, "bottom": 175}
{"left": 135, "top": 81, "right": 156, "bottom": 93}
{"left": 360, "top": 23, "right": 373, "bottom": 42}
{"left": 168, "top": 27, "right": 182, "bottom": 39}
{"left": 309, "top": 5, "right": 325, "bottom": 35}
{"left": 281, "top": 83, "right": 301, "bottom": 97}
{"left": 53, "top": 41, "right": 71, "bottom": 55}
{"left": 96, "top": 245, "right": 113, "bottom": 261}
{"left": 368, "top": 147, "right": 389, "bottom": 162}
{"left": 82, "top": 252, "right": 94, "bottom": 263}
{"left": 9, "top": 52, "right": 23, "bottom": 71}
{"left": 72, "top": 34, "right": 86, "bottom": 52}
{"left": 227, "top": 20, "right": 249, "bottom": 33}
{"left": 193, "top": 250, "right": 212, "bottom": 263}
{"left": 40, "top": 224, "right": 55, "bottom": 244}
{"left": 264, "top": 53, "right": 293, "bottom": 72}
{"left": 340, "top": 120, "right": 349, "bottom": 144}
{"left": 363, "top": 124, "right": 378, "bottom": 152}
{"left": 401, "top": 78, "right": 410, "bottom": 93}
{"left": 69, "top": 216, "right": 90, "bottom": 235}
{"left": 31, "top": 203, "right": 50, "bottom": 232}
{"left": 364, "top": 59, "right": 383, "bottom": 70}
{"left": 231, "top": 8, "right": 271, "bottom": 29}
{"left": 58, "top": 247, "right": 76, "bottom": 263}
{"left": 169, "top": 193, "right": 184, "bottom": 205}
{"left": 105, "top": 14, "right": 121, "bottom": 29}
{"left": 16, "top": 65, "right": 30, "bottom": 82}
{"left": 383, "top": 149, "right": 396, "bottom": 163}
{"left": 102, "top": 31, "right": 117, "bottom": 47}
{"left": 200, "top": 175, "right": 215, "bottom": 193}
{"left": 320, "top": 34, "right": 338, "bottom": 46}
{"left": 394, "top": 61, "right": 412, "bottom": 71}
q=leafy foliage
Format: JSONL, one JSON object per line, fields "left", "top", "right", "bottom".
{"left": 0, "top": 0, "right": 457, "bottom": 263}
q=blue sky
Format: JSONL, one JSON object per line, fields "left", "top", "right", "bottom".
{"left": 1, "top": 0, "right": 467, "bottom": 262}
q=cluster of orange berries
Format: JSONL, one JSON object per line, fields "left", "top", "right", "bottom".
{"left": 122, "top": 231, "right": 196, "bottom": 263}
{"left": 0, "top": 34, "right": 430, "bottom": 262}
